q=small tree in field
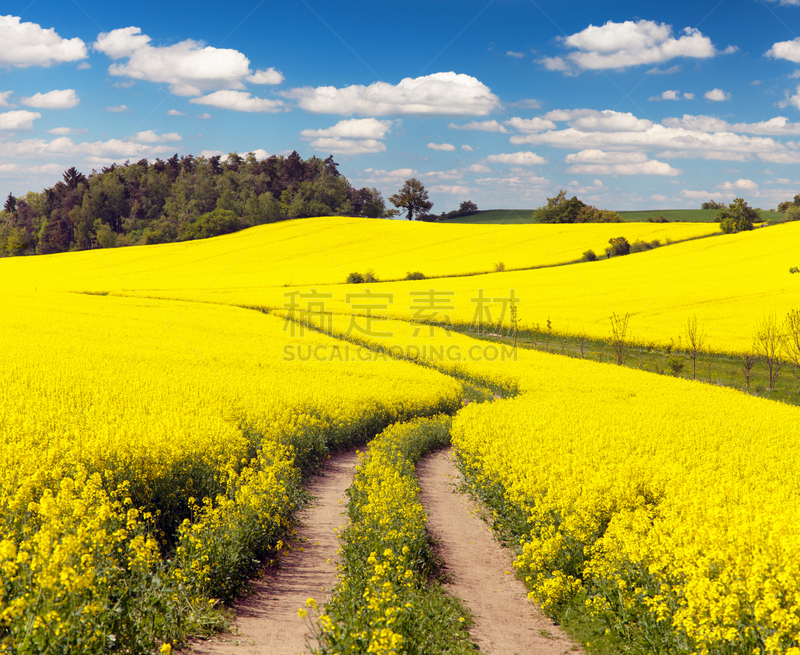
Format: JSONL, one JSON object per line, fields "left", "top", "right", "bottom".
{"left": 717, "top": 198, "right": 758, "bottom": 234}
{"left": 685, "top": 315, "right": 705, "bottom": 380}
{"left": 754, "top": 313, "right": 786, "bottom": 390}
{"left": 610, "top": 312, "right": 630, "bottom": 365}
{"left": 785, "top": 308, "right": 800, "bottom": 393}
{"left": 389, "top": 178, "right": 432, "bottom": 221}
{"left": 741, "top": 347, "right": 757, "bottom": 392}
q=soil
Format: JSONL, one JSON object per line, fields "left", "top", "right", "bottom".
{"left": 185, "top": 449, "right": 361, "bottom": 655}
{"left": 417, "top": 448, "right": 583, "bottom": 655}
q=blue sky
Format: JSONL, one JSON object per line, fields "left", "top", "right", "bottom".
{"left": 4, "top": 0, "right": 800, "bottom": 212}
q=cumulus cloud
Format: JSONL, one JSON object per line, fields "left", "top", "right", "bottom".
{"left": 105, "top": 105, "right": 129, "bottom": 113}
{"left": 0, "top": 16, "right": 87, "bottom": 68}
{"left": 428, "top": 142, "right": 456, "bottom": 151}
{"left": 127, "top": 130, "right": 181, "bottom": 143}
{"left": 649, "top": 89, "right": 680, "bottom": 101}
{"left": 461, "top": 144, "right": 474, "bottom": 151}
{"left": 359, "top": 168, "right": 418, "bottom": 184}
{"left": 282, "top": 72, "right": 500, "bottom": 116}
{"left": 719, "top": 178, "right": 757, "bottom": 190}
{"left": 189, "top": 90, "right": 283, "bottom": 112}
{"left": 505, "top": 116, "right": 557, "bottom": 132}
{"left": 430, "top": 184, "right": 470, "bottom": 195}
{"left": 766, "top": 37, "right": 800, "bottom": 63}
{"left": 21, "top": 89, "right": 79, "bottom": 109}
{"left": 94, "top": 27, "right": 282, "bottom": 96}
{"left": 544, "top": 109, "right": 652, "bottom": 132}
{"left": 539, "top": 20, "right": 724, "bottom": 73}
{"left": 485, "top": 151, "right": 546, "bottom": 165}
{"left": 166, "top": 109, "right": 186, "bottom": 116}
{"left": 246, "top": 68, "right": 284, "bottom": 85}
{"left": 0, "top": 136, "right": 175, "bottom": 160}
{"left": 681, "top": 189, "right": 727, "bottom": 200}
{"left": 663, "top": 114, "right": 800, "bottom": 135}
{"left": 0, "top": 91, "right": 12, "bottom": 107}
{"left": 511, "top": 110, "right": 788, "bottom": 162}
{"left": 47, "top": 126, "right": 88, "bottom": 135}
{"left": 0, "top": 110, "right": 40, "bottom": 131}
{"left": 565, "top": 149, "right": 649, "bottom": 164}
{"left": 506, "top": 51, "right": 525, "bottom": 58}
{"left": 647, "top": 65, "right": 682, "bottom": 75}
{"left": 195, "top": 112, "right": 212, "bottom": 119}
{"left": 467, "top": 163, "right": 490, "bottom": 172}
{"left": 0, "top": 162, "right": 64, "bottom": 177}
{"left": 567, "top": 160, "right": 682, "bottom": 176}
{"left": 508, "top": 98, "right": 542, "bottom": 109}
{"left": 300, "top": 118, "right": 393, "bottom": 154}
{"left": 704, "top": 88, "right": 731, "bottom": 101}
{"left": 449, "top": 119, "right": 508, "bottom": 132}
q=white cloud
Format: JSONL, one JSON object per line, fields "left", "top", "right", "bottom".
{"left": 647, "top": 65, "right": 682, "bottom": 75}
{"left": 430, "top": 184, "right": 470, "bottom": 195}
{"left": 565, "top": 149, "right": 649, "bottom": 164}
{"left": 506, "top": 51, "right": 525, "bottom": 59}
{"left": 189, "top": 90, "right": 283, "bottom": 112}
{"left": 766, "top": 37, "right": 800, "bottom": 63}
{"left": 681, "top": 189, "right": 727, "bottom": 200}
{"left": 663, "top": 114, "right": 800, "bottom": 135}
{"left": 649, "top": 89, "right": 680, "bottom": 101}
{"left": 650, "top": 194, "right": 670, "bottom": 202}
{"left": 0, "top": 136, "right": 174, "bottom": 160}
{"left": 540, "top": 20, "right": 722, "bottom": 73}
{"left": 246, "top": 149, "right": 270, "bottom": 160}
{"left": 300, "top": 118, "right": 392, "bottom": 140}
{"left": 282, "top": 72, "right": 500, "bottom": 116}
{"left": 47, "top": 126, "right": 88, "bottom": 135}
{"left": 113, "top": 80, "right": 135, "bottom": 89}
{"left": 105, "top": 104, "right": 129, "bottom": 113}
{"left": 544, "top": 109, "right": 652, "bottom": 132}
{"left": 462, "top": 144, "right": 474, "bottom": 151}
{"left": 0, "top": 91, "right": 12, "bottom": 107}
{"left": 428, "top": 142, "right": 456, "bottom": 151}
{"left": 504, "top": 116, "right": 557, "bottom": 132}
{"left": 94, "top": 27, "right": 280, "bottom": 96}
{"left": 0, "top": 162, "right": 64, "bottom": 177}
{"left": 485, "top": 151, "right": 546, "bottom": 165}
{"left": 449, "top": 119, "right": 508, "bottom": 132}
{"left": 704, "top": 88, "right": 731, "bottom": 102}
{"left": 300, "top": 118, "right": 392, "bottom": 154}
{"left": 474, "top": 172, "right": 549, "bottom": 188}
{"left": 0, "top": 16, "right": 87, "bottom": 68}
{"left": 21, "top": 89, "right": 79, "bottom": 109}
{"left": 683, "top": 92, "right": 695, "bottom": 100}
{"left": 128, "top": 130, "right": 182, "bottom": 143}
{"left": 195, "top": 112, "right": 212, "bottom": 119}
{"left": 305, "top": 137, "right": 385, "bottom": 154}
{"left": 166, "top": 109, "right": 186, "bottom": 116}
{"left": 0, "top": 110, "right": 40, "bottom": 131}
{"left": 719, "top": 178, "right": 758, "bottom": 190}
{"left": 511, "top": 118, "right": 783, "bottom": 161}
{"left": 508, "top": 98, "right": 542, "bottom": 109}
{"left": 78, "top": 62, "right": 91, "bottom": 70}
{"left": 467, "top": 163, "right": 491, "bottom": 172}
{"left": 200, "top": 149, "right": 225, "bottom": 158}
{"left": 359, "top": 168, "right": 418, "bottom": 185}
{"left": 246, "top": 68, "right": 284, "bottom": 85}
{"left": 567, "top": 160, "right": 682, "bottom": 176}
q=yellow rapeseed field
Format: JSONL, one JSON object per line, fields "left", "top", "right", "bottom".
{"left": 0, "top": 216, "right": 717, "bottom": 292}
{"left": 0, "top": 290, "right": 461, "bottom": 652}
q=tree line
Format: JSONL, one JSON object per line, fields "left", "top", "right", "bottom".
{"left": 0, "top": 152, "right": 389, "bottom": 255}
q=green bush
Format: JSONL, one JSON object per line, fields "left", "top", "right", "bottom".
{"left": 346, "top": 272, "right": 365, "bottom": 284}
{"left": 607, "top": 236, "right": 631, "bottom": 257}
{"left": 630, "top": 239, "right": 660, "bottom": 253}
{"left": 786, "top": 205, "right": 800, "bottom": 222}
{"left": 581, "top": 249, "right": 597, "bottom": 262}
{"left": 363, "top": 269, "right": 378, "bottom": 283}
{"left": 405, "top": 271, "right": 426, "bottom": 280}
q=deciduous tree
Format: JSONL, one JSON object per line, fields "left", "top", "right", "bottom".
{"left": 389, "top": 178, "right": 432, "bottom": 221}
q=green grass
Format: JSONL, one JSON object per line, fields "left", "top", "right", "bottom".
{"left": 441, "top": 209, "right": 536, "bottom": 224}
{"left": 456, "top": 326, "right": 800, "bottom": 407}
{"left": 443, "top": 208, "right": 789, "bottom": 225}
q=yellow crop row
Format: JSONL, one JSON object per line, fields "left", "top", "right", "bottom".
{"left": 212, "top": 220, "right": 800, "bottom": 356}
{"left": 0, "top": 216, "right": 718, "bottom": 293}
{"left": 0, "top": 291, "right": 462, "bottom": 652}
{"left": 451, "top": 355, "right": 800, "bottom": 655}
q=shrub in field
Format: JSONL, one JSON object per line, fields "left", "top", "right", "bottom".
{"left": 405, "top": 271, "right": 426, "bottom": 280}
{"left": 581, "top": 249, "right": 597, "bottom": 262}
{"left": 346, "top": 271, "right": 365, "bottom": 283}
{"left": 606, "top": 236, "right": 631, "bottom": 257}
